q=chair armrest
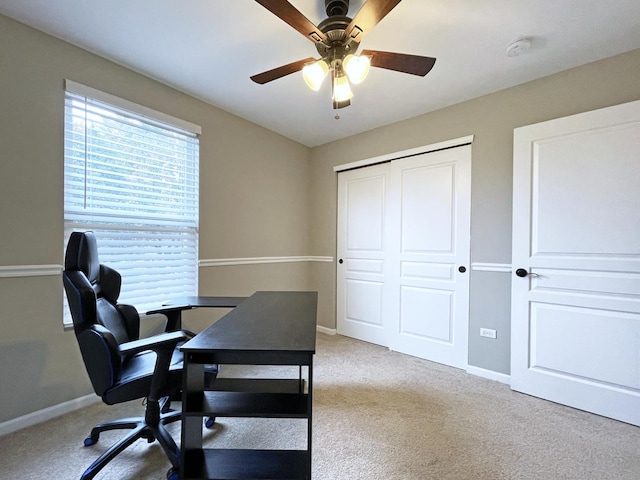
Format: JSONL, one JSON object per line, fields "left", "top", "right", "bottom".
{"left": 119, "top": 331, "right": 188, "bottom": 356}
{"left": 120, "top": 330, "right": 189, "bottom": 403}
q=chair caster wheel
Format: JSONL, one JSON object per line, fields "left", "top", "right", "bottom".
{"left": 205, "top": 416, "right": 215, "bottom": 429}
{"left": 167, "top": 467, "right": 179, "bottom": 480}
{"left": 84, "top": 436, "right": 98, "bottom": 447}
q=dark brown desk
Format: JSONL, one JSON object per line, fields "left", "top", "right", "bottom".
{"left": 179, "top": 291, "right": 318, "bottom": 480}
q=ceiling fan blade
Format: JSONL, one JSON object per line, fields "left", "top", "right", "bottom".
{"left": 361, "top": 49, "right": 436, "bottom": 76}
{"left": 344, "top": 0, "right": 402, "bottom": 43}
{"left": 250, "top": 57, "right": 316, "bottom": 84}
{"left": 255, "top": 0, "right": 327, "bottom": 44}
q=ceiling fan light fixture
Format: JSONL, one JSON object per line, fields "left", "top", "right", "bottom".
{"left": 252, "top": 0, "right": 437, "bottom": 111}
{"left": 332, "top": 74, "right": 353, "bottom": 102}
{"left": 343, "top": 54, "right": 371, "bottom": 84}
{"left": 302, "top": 60, "right": 329, "bottom": 90}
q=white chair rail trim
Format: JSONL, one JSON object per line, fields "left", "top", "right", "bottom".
{"left": 470, "top": 262, "right": 512, "bottom": 273}
{"left": 1, "top": 258, "right": 335, "bottom": 278}
{"left": 0, "top": 264, "right": 63, "bottom": 278}
{"left": 200, "top": 256, "right": 333, "bottom": 267}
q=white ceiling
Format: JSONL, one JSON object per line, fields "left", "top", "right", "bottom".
{"left": 2, "top": 0, "right": 640, "bottom": 147}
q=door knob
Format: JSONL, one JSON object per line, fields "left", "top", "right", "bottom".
{"left": 338, "top": 259, "right": 343, "bottom": 264}
{"left": 515, "top": 268, "right": 529, "bottom": 277}
{"left": 515, "top": 268, "right": 540, "bottom": 277}
{"left": 458, "top": 266, "right": 466, "bottom": 273}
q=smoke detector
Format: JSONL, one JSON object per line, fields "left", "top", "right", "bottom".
{"left": 506, "top": 37, "right": 532, "bottom": 57}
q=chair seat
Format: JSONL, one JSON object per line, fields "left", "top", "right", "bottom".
{"left": 102, "top": 347, "right": 185, "bottom": 405}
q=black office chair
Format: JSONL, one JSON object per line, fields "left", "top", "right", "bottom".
{"left": 63, "top": 231, "right": 215, "bottom": 480}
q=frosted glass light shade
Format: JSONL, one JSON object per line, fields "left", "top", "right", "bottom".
{"left": 302, "top": 60, "right": 329, "bottom": 90}
{"left": 332, "top": 75, "right": 353, "bottom": 102}
{"left": 343, "top": 54, "right": 371, "bottom": 84}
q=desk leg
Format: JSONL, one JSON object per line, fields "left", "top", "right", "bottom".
{"left": 307, "top": 359, "right": 313, "bottom": 479}
{"left": 299, "top": 366, "right": 303, "bottom": 393}
{"left": 164, "top": 310, "right": 182, "bottom": 332}
{"left": 182, "top": 416, "right": 203, "bottom": 450}
{"left": 182, "top": 362, "right": 204, "bottom": 452}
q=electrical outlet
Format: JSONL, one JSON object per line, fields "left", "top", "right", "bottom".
{"left": 480, "top": 328, "right": 497, "bottom": 339}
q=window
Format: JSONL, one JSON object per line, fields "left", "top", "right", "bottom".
{"left": 64, "top": 80, "right": 200, "bottom": 323}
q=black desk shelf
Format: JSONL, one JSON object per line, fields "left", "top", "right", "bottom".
{"left": 211, "top": 377, "right": 305, "bottom": 394}
{"left": 185, "top": 390, "right": 309, "bottom": 418}
{"left": 180, "top": 292, "right": 317, "bottom": 480}
{"left": 183, "top": 449, "right": 309, "bottom": 480}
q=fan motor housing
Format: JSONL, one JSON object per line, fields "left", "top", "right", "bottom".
{"left": 325, "top": 0, "right": 349, "bottom": 17}
{"left": 315, "top": 14, "right": 358, "bottom": 58}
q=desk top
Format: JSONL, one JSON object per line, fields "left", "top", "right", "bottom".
{"left": 147, "top": 296, "right": 248, "bottom": 315}
{"left": 181, "top": 291, "right": 317, "bottom": 354}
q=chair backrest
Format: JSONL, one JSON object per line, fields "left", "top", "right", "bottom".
{"left": 63, "top": 231, "right": 141, "bottom": 396}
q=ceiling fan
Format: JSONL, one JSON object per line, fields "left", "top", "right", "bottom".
{"left": 251, "top": 0, "right": 436, "bottom": 109}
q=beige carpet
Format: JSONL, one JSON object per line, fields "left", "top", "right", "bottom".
{"left": 1, "top": 333, "right": 638, "bottom": 479}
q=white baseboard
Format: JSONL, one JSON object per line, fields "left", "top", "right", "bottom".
{"left": 317, "top": 325, "right": 337, "bottom": 336}
{"left": 0, "top": 394, "right": 99, "bottom": 437}
{"left": 466, "top": 365, "right": 511, "bottom": 385}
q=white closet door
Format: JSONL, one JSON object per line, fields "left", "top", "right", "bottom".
{"left": 511, "top": 99, "right": 640, "bottom": 426}
{"left": 387, "top": 146, "right": 471, "bottom": 368}
{"left": 337, "top": 163, "right": 392, "bottom": 346}
{"left": 336, "top": 143, "right": 471, "bottom": 370}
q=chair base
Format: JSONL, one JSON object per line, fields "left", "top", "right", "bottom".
{"left": 80, "top": 402, "right": 181, "bottom": 480}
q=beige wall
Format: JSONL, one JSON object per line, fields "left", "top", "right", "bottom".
{"left": 2, "top": 10, "right": 640, "bottom": 424}
{"left": 0, "top": 15, "right": 311, "bottom": 423}
{"left": 309, "top": 47, "right": 640, "bottom": 374}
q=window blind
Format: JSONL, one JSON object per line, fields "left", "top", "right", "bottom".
{"left": 63, "top": 82, "right": 200, "bottom": 322}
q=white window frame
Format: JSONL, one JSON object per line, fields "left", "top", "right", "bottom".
{"left": 63, "top": 80, "right": 201, "bottom": 325}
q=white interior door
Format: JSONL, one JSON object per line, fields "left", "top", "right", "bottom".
{"left": 337, "top": 163, "right": 391, "bottom": 346}
{"left": 388, "top": 146, "right": 471, "bottom": 368}
{"left": 511, "top": 99, "right": 640, "bottom": 426}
